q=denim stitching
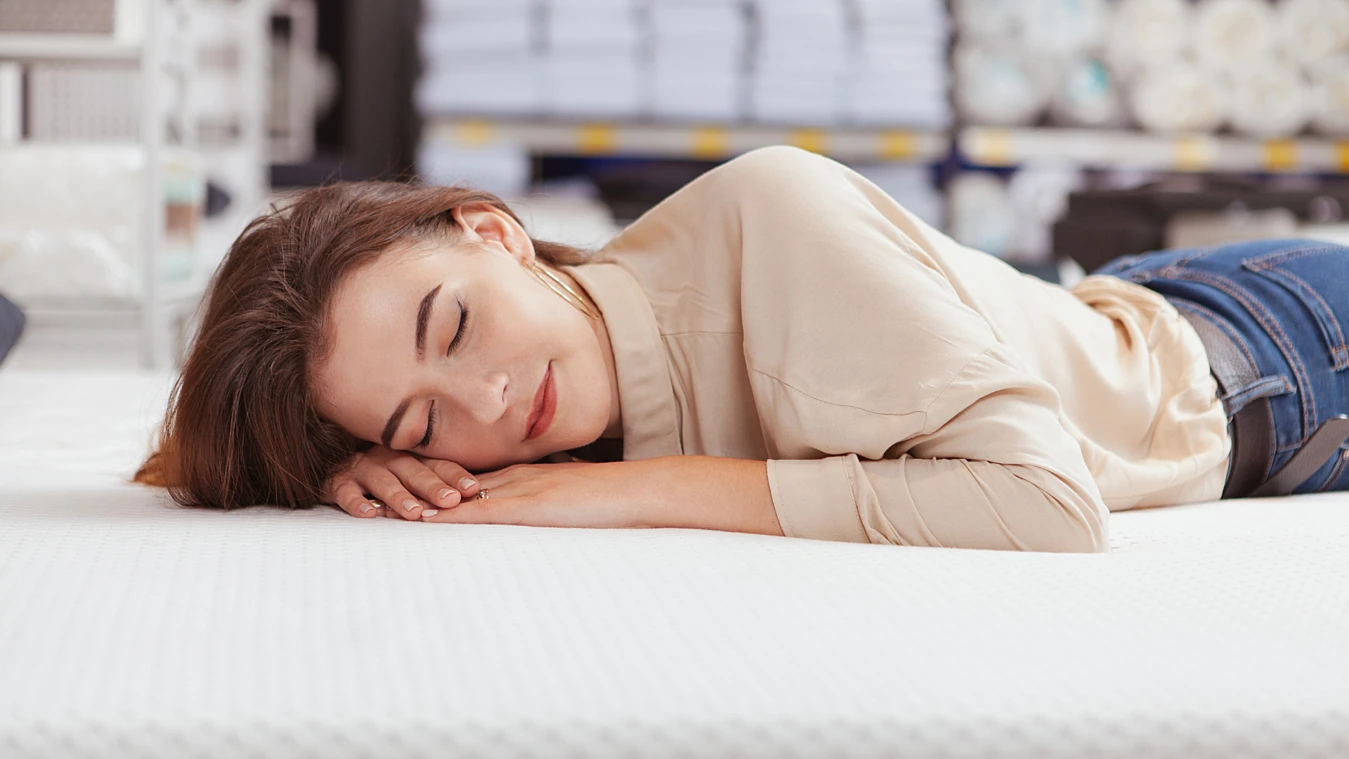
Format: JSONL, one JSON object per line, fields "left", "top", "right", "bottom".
{"left": 1242, "top": 262, "right": 1349, "bottom": 369}
{"left": 1242, "top": 245, "right": 1341, "bottom": 271}
{"left": 1165, "top": 269, "right": 1314, "bottom": 438}
{"left": 1173, "top": 247, "right": 1218, "bottom": 268}
{"left": 1169, "top": 300, "right": 1263, "bottom": 372}
{"left": 1261, "top": 267, "right": 1349, "bottom": 367}
{"left": 1171, "top": 300, "right": 1294, "bottom": 476}
{"left": 1224, "top": 376, "right": 1295, "bottom": 415}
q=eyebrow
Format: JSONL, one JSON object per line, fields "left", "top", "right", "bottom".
{"left": 380, "top": 284, "right": 442, "bottom": 449}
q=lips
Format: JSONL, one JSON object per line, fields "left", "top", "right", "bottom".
{"left": 526, "top": 362, "right": 556, "bottom": 441}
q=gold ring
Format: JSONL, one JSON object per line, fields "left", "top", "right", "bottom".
{"left": 476, "top": 488, "right": 490, "bottom": 501}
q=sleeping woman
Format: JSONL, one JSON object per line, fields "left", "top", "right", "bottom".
{"left": 136, "top": 146, "right": 1349, "bottom": 552}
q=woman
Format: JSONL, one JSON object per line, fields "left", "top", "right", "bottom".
{"left": 137, "top": 146, "right": 1349, "bottom": 552}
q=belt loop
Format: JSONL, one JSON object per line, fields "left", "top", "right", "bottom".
{"left": 1173, "top": 304, "right": 1277, "bottom": 499}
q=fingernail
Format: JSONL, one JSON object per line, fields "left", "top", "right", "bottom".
{"left": 459, "top": 477, "right": 477, "bottom": 490}
{"left": 438, "top": 488, "right": 455, "bottom": 502}
{"left": 361, "top": 503, "right": 374, "bottom": 514}
{"left": 422, "top": 509, "right": 439, "bottom": 518}
{"left": 403, "top": 499, "right": 420, "bottom": 514}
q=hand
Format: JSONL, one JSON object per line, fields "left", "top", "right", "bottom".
{"left": 321, "top": 445, "right": 483, "bottom": 520}
{"left": 418, "top": 459, "right": 663, "bottom": 529}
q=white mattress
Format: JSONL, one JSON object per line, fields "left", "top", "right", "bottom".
{"left": 2, "top": 369, "right": 1348, "bottom": 759}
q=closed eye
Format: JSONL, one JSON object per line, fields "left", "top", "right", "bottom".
{"left": 415, "top": 301, "right": 469, "bottom": 450}
{"left": 448, "top": 302, "right": 469, "bottom": 356}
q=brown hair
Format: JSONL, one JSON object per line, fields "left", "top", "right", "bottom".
{"left": 134, "top": 181, "right": 593, "bottom": 510}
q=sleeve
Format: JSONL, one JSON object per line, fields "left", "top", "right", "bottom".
{"left": 764, "top": 343, "right": 1109, "bottom": 553}
{"left": 715, "top": 146, "right": 1108, "bottom": 553}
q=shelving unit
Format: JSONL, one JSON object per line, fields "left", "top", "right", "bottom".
{"left": 0, "top": 34, "right": 141, "bottom": 61}
{"left": 961, "top": 127, "right": 1349, "bottom": 175}
{"left": 0, "top": 0, "right": 201, "bottom": 369}
{"left": 424, "top": 117, "right": 951, "bottom": 164}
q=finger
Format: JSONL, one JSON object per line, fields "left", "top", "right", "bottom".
{"left": 329, "top": 480, "right": 379, "bottom": 518}
{"left": 357, "top": 464, "right": 427, "bottom": 521}
{"left": 424, "top": 458, "right": 484, "bottom": 499}
{"left": 387, "top": 456, "right": 464, "bottom": 509}
{"left": 419, "top": 495, "right": 516, "bottom": 524}
{"left": 368, "top": 497, "right": 434, "bottom": 521}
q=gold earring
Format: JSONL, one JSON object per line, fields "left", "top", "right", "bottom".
{"left": 529, "top": 261, "right": 601, "bottom": 320}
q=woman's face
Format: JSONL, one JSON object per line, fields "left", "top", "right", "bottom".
{"left": 312, "top": 205, "right": 617, "bottom": 473}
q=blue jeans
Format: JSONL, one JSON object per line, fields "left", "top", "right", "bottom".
{"left": 1092, "top": 238, "right": 1349, "bottom": 495}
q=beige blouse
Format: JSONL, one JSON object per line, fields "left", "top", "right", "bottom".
{"left": 563, "top": 146, "right": 1231, "bottom": 553}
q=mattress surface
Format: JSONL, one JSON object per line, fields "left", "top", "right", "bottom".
{"left": 2, "top": 369, "right": 1348, "bottom": 759}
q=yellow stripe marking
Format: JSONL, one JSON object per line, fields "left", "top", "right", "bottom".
{"left": 1174, "top": 136, "right": 1210, "bottom": 172}
{"left": 1264, "top": 140, "right": 1299, "bottom": 172}
{"left": 973, "top": 129, "right": 1013, "bottom": 166}
{"left": 690, "top": 127, "right": 729, "bottom": 159}
{"left": 790, "top": 128, "right": 828, "bottom": 154}
{"left": 452, "top": 120, "right": 495, "bottom": 147}
{"left": 576, "top": 124, "right": 618, "bottom": 155}
{"left": 880, "top": 131, "right": 917, "bottom": 160}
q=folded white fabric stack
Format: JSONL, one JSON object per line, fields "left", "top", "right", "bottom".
{"left": 544, "top": 0, "right": 646, "bottom": 118}
{"left": 416, "top": 0, "right": 543, "bottom": 116}
{"left": 846, "top": 0, "right": 952, "bottom": 128}
{"left": 650, "top": 0, "right": 748, "bottom": 122}
{"left": 749, "top": 0, "right": 849, "bottom": 124}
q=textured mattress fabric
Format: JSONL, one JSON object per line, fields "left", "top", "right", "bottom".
{"left": 1, "top": 370, "right": 1348, "bottom": 759}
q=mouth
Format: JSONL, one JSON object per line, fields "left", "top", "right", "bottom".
{"left": 525, "top": 362, "right": 556, "bottom": 441}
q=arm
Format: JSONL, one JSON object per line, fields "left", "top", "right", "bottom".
{"left": 416, "top": 455, "right": 784, "bottom": 537}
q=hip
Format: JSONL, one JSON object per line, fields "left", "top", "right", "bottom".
{"left": 1093, "top": 238, "right": 1349, "bottom": 496}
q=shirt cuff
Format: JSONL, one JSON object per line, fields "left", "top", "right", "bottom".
{"left": 766, "top": 457, "right": 871, "bottom": 544}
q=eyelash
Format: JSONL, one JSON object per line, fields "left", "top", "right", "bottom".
{"left": 417, "top": 305, "right": 470, "bottom": 449}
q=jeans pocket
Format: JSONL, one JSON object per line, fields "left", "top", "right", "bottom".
{"left": 1242, "top": 245, "right": 1349, "bottom": 371}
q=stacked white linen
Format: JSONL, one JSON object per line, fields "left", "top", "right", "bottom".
{"left": 544, "top": 0, "right": 645, "bottom": 118}
{"left": 417, "top": 0, "right": 543, "bottom": 116}
{"left": 650, "top": 0, "right": 748, "bottom": 121}
{"left": 846, "top": 0, "right": 952, "bottom": 128}
{"left": 749, "top": 0, "right": 849, "bottom": 124}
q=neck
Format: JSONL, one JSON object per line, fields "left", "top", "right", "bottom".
{"left": 557, "top": 268, "right": 623, "bottom": 440}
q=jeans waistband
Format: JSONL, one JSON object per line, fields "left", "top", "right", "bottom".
{"left": 1174, "top": 306, "right": 1274, "bottom": 498}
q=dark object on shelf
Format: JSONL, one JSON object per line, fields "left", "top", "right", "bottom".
{"left": 270, "top": 0, "right": 419, "bottom": 186}
{"left": 204, "top": 181, "right": 232, "bottom": 218}
{"left": 1053, "top": 176, "right": 1349, "bottom": 273}
{"left": 589, "top": 159, "right": 720, "bottom": 223}
{"left": 0, "top": 291, "right": 26, "bottom": 367}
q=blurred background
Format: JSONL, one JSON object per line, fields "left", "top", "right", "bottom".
{"left": 2, "top": 0, "right": 1349, "bottom": 369}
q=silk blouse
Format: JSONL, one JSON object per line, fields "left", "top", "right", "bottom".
{"left": 563, "top": 146, "right": 1231, "bottom": 552}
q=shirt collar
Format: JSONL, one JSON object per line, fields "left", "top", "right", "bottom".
{"left": 563, "top": 261, "right": 683, "bottom": 460}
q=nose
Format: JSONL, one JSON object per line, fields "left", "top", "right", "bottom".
{"left": 453, "top": 367, "right": 510, "bottom": 426}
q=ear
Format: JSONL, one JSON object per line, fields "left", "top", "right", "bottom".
{"left": 450, "top": 204, "right": 536, "bottom": 266}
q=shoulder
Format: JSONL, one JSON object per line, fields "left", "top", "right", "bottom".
{"left": 702, "top": 146, "right": 845, "bottom": 200}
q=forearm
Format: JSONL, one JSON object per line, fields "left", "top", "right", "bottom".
{"left": 640, "top": 455, "right": 784, "bottom": 537}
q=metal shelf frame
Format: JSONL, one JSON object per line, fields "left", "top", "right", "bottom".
{"left": 961, "top": 127, "right": 1349, "bottom": 175}
{"left": 424, "top": 117, "right": 952, "bottom": 164}
{"left": 0, "top": 0, "right": 201, "bottom": 369}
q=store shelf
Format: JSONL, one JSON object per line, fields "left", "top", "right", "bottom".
{"left": 0, "top": 34, "right": 141, "bottom": 62}
{"left": 425, "top": 117, "right": 950, "bottom": 163}
{"left": 961, "top": 127, "right": 1349, "bottom": 174}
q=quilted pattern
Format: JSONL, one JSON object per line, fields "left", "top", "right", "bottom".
{"left": 1, "top": 371, "right": 1347, "bottom": 758}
